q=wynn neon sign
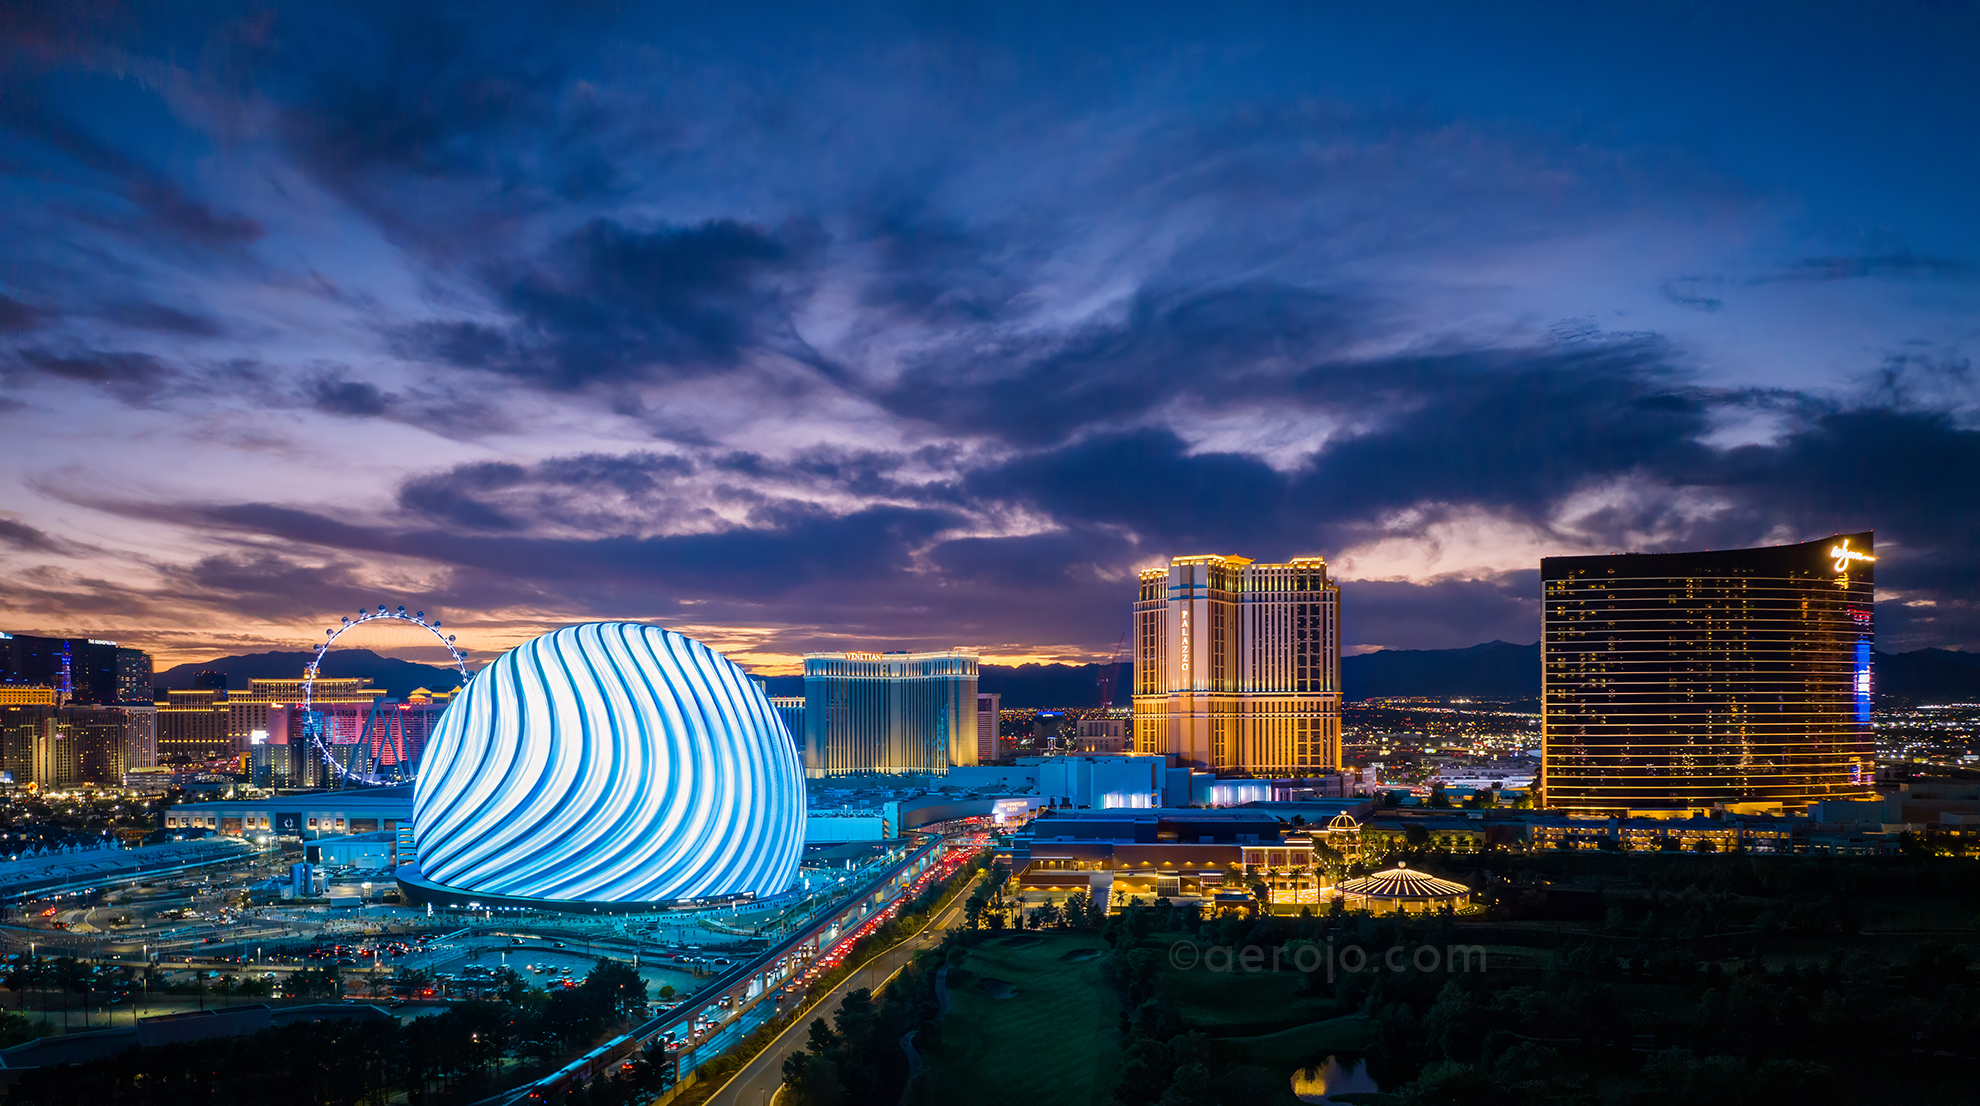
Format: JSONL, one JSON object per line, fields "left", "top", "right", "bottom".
{"left": 1829, "top": 538, "right": 1874, "bottom": 573}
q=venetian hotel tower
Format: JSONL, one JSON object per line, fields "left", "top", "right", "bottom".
{"left": 1133, "top": 555, "right": 1341, "bottom": 776}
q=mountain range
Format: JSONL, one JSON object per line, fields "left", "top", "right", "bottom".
{"left": 156, "top": 649, "right": 468, "bottom": 699}
{"left": 754, "top": 663, "right": 1133, "bottom": 707}
{"left": 159, "top": 642, "right": 1980, "bottom": 707}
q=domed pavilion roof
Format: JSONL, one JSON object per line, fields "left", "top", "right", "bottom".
{"left": 1336, "top": 862, "right": 1470, "bottom": 900}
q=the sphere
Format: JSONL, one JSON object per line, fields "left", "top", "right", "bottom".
{"left": 411, "top": 622, "right": 804, "bottom": 904}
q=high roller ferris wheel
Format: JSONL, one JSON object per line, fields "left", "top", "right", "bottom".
{"left": 301, "top": 604, "right": 470, "bottom": 786}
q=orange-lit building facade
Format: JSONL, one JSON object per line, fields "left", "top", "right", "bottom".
{"left": 1133, "top": 555, "right": 1341, "bottom": 776}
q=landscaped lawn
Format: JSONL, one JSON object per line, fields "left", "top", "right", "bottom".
{"left": 1154, "top": 939, "right": 1341, "bottom": 1032}
{"left": 1215, "top": 1015, "right": 1382, "bottom": 1105}
{"left": 907, "top": 932, "right": 1121, "bottom": 1106}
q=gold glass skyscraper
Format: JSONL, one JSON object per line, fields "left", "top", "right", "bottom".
{"left": 1133, "top": 555, "right": 1341, "bottom": 775}
{"left": 1541, "top": 533, "right": 1876, "bottom": 812}
{"left": 802, "top": 649, "right": 980, "bottom": 776}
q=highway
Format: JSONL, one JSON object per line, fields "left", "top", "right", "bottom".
{"left": 465, "top": 833, "right": 980, "bottom": 1106}
{"left": 699, "top": 870, "right": 982, "bottom": 1106}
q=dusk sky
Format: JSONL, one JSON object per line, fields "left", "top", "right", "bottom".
{"left": 2, "top": 2, "right": 1976, "bottom": 672}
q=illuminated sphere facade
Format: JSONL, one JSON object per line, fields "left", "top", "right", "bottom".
{"left": 411, "top": 622, "right": 804, "bottom": 904}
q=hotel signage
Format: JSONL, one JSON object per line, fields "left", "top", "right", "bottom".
{"left": 1179, "top": 607, "right": 1192, "bottom": 681}
{"left": 1829, "top": 537, "right": 1874, "bottom": 573}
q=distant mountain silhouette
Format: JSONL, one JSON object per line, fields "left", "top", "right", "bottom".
{"left": 1874, "top": 648, "right": 1980, "bottom": 705}
{"left": 1342, "top": 640, "right": 1541, "bottom": 701}
{"left": 162, "top": 642, "right": 1980, "bottom": 709}
{"left": 755, "top": 662, "right": 1133, "bottom": 708}
{"left": 1336, "top": 642, "right": 1979, "bottom": 705}
{"left": 767, "top": 648, "right": 1546, "bottom": 706}
{"left": 156, "top": 650, "right": 467, "bottom": 699}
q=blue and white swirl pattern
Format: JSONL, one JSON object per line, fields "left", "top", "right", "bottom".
{"left": 412, "top": 622, "right": 804, "bottom": 903}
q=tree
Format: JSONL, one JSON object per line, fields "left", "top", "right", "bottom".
{"left": 290, "top": 966, "right": 341, "bottom": 998}
{"left": 581, "top": 960, "right": 648, "bottom": 1021}
{"left": 1064, "top": 891, "right": 1095, "bottom": 928}
{"left": 391, "top": 966, "right": 434, "bottom": 997}
{"left": 495, "top": 966, "right": 529, "bottom": 1005}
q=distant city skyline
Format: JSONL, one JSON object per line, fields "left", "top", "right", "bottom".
{"left": 3, "top": 5, "right": 1976, "bottom": 672}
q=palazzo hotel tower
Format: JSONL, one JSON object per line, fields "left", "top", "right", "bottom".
{"left": 1133, "top": 555, "right": 1341, "bottom": 776}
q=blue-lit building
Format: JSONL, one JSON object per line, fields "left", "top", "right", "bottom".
{"left": 1541, "top": 534, "right": 1877, "bottom": 812}
{"left": 0, "top": 632, "right": 126, "bottom": 705}
{"left": 770, "top": 696, "right": 805, "bottom": 752}
{"left": 401, "top": 622, "right": 806, "bottom": 912}
{"left": 802, "top": 650, "right": 978, "bottom": 777}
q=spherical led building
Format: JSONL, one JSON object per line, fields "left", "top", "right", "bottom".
{"left": 398, "top": 622, "right": 806, "bottom": 912}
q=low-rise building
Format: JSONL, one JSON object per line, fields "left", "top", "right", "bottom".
{"left": 1360, "top": 814, "right": 1488, "bottom": 854}
{"left": 1011, "top": 808, "right": 1318, "bottom": 903}
{"left": 1526, "top": 813, "right": 1797, "bottom": 853}
{"left": 307, "top": 830, "right": 396, "bottom": 868}
{"left": 164, "top": 786, "right": 413, "bottom": 840}
{"left": 805, "top": 809, "right": 889, "bottom": 843}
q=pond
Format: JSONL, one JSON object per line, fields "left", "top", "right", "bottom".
{"left": 1290, "top": 1055, "right": 1380, "bottom": 1103}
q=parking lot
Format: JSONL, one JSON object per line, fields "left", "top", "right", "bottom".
{"left": 0, "top": 848, "right": 888, "bottom": 1038}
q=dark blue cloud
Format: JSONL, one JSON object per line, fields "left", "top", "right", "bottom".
{"left": 1288, "top": 342, "right": 1712, "bottom": 519}
{"left": 966, "top": 429, "right": 1293, "bottom": 552}
{"left": 101, "top": 302, "right": 227, "bottom": 337}
{"left": 310, "top": 378, "right": 392, "bottom": 417}
{"left": 402, "top": 218, "right": 807, "bottom": 387}
{"left": 884, "top": 283, "right": 1358, "bottom": 446}
{"left": 1756, "top": 253, "right": 1974, "bottom": 284}
{"left": 12, "top": 348, "right": 169, "bottom": 385}
{"left": 0, "top": 518, "right": 68, "bottom": 554}
{"left": 0, "top": 295, "right": 54, "bottom": 333}
{"left": 0, "top": 94, "right": 263, "bottom": 248}
{"left": 194, "top": 498, "right": 965, "bottom": 603}
{"left": 3, "top": 1, "right": 1977, "bottom": 661}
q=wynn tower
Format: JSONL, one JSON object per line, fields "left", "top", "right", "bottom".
{"left": 1542, "top": 533, "right": 1877, "bottom": 812}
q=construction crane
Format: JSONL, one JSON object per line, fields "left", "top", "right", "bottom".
{"left": 341, "top": 697, "right": 385, "bottom": 788}
{"left": 1095, "top": 631, "right": 1127, "bottom": 709}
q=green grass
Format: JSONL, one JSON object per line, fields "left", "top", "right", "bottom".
{"left": 1209, "top": 1016, "right": 1380, "bottom": 1105}
{"left": 909, "top": 933, "right": 1120, "bottom": 1106}
{"left": 1212, "top": 1014, "right": 1377, "bottom": 1068}
{"left": 1155, "top": 943, "right": 1340, "bottom": 1032}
